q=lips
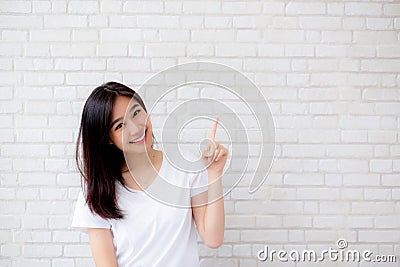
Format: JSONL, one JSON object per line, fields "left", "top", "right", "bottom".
{"left": 129, "top": 129, "right": 147, "bottom": 144}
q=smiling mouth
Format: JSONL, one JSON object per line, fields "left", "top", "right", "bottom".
{"left": 129, "top": 129, "right": 147, "bottom": 144}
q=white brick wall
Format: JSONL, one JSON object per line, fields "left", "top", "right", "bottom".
{"left": 1, "top": 0, "right": 399, "bottom": 266}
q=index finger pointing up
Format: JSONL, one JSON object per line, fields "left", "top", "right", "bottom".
{"left": 209, "top": 117, "right": 218, "bottom": 141}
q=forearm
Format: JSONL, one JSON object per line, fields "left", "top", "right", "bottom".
{"left": 203, "top": 170, "right": 225, "bottom": 248}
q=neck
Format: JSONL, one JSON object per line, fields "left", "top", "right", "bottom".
{"left": 122, "top": 149, "right": 157, "bottom": 172}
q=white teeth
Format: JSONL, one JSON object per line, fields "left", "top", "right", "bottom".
{"left": 130, "top": 131, "right": 145, "bottom": 143}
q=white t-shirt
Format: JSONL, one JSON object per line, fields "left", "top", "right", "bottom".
{"left": 71, "top": 157, "right": 209, "bottom": 267}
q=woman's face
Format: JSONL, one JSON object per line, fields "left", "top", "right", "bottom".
{"left": 109, "top": 95, "right": 153, "bottom": 154}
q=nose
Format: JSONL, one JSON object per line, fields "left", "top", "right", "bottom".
{"left": 124, "top": 120, "right": 144, "bottom": 137}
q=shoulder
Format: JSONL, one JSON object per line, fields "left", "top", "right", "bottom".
{"left": 71, "top": 189, "right": 112, "bottom": 234}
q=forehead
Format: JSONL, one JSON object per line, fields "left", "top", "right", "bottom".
{"left": 111, "top": 96, "right": 139, "bottom": 118}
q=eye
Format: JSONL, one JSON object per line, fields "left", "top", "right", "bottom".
{"left": 115, "top": 122, "right": 124, "bottom": 130}
{"left": 133, "top": 110, "right": 140, "bottom": 117}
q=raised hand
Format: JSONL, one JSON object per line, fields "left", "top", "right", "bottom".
{"left": 200, "top": 118, "right": 228, "bottom": 174}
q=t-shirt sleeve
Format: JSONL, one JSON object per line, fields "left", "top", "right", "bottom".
{"left": 71, "top": 189, "right": 111, "bottom": 234}
{"left": 190, "top": 168, "right": 209, "bottom": 197}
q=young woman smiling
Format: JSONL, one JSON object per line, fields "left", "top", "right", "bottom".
{"left": 71, "top": 82, "right": 227, "bottom": 267}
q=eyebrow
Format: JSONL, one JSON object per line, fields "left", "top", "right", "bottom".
{"left": 110, "top": 103, "right": 140, "bottom": 129}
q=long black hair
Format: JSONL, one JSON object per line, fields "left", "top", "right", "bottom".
{"left": 75, "top": 81, "right": 155, "bottom": 219}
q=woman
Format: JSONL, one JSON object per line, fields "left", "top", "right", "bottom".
{"left": 71, "top": 82, "right": 227, "bottom": 266}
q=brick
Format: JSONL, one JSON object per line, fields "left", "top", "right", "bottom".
{"left": 145, "top": 43, "right": 186, "bottom": 57}
{"left": 382, "top": 174, "right": 400, "bottom": 186}
{"left": 368, "top": 131, "right": 397, "bottom": 144}
{"left": 107, "top": 58, "right": 150, "bottom": 71}
{"left": 187, "top": 44, "right": 214, "bottom": 57}
{"left": 136, "top": 15, "right": 179, "bottom": 28}
{"left": 2, "top": 30, "right": 27, "bottom": 42}
{"left": 359, "top": 230, "right": 399, "bottom": 242}
{"left": 14, "top": 259, "right": 50, "bottom": 267}
{"left": 24, "top": 72, "right": 64, "bottom": 86}
{"left": 24, "top": 245, "right": 62, "bottom": 257}
{"left": 305, "top": 230, "right": 336, "bottom": 242}
{"left": 370, "top": 159, "right": 392, "bottom": 173}
{"left": 236, "top": 30, "right": 261, "bottom": 42}
{"left": 1, "top": 144, "right": 48, "bottom": 157}
{"left": 343, "top": 174, "right": 380, "bottom": 186}
{"left": 0, "top": 100, "right": 23, "bottom": 113}
{"left": 0, "top": 216, "right": 20, "bottom": 229}
{"left": 314, "top": 216, "right": 345, "bottom": 228}
{"left": 284, "top": 173, "right": 324, "bottom": 185}
{"left": 384, "top": 4, "right": 400, "bottom": 16}
{"left": 354, "top": 31, "right": 397, "bottom": 44}
{"left": 101, "top": 29, "right": 142, "bottom": 42}
{"left": 63, "top": 244, "right": 91, "bottom": 257}
{"left": 299, "top": 17, "right": 341, "bottom": 29}
{"left": 0, "top": 16, "right": 42, "bottom": 29}
{"left": 311, "top": 73, "right": 347, "bottom": 86}
{"left": 66, "top": 73, "right": 103, "bottom": 86}
{"left": 241, "top": 230, "right": 288, "bottom": 242}
{"left": 183, "top": 2, "right": 221, "bottom": 13}
{"left": 374, "top": 145, "right": 390, "bottom": 157}
{"left": 338, "top": 159, "right": 368, "bottom": 173}
{"left": 43, "top": 129, "right": 72, "bottom": 142}
{"left": 222, "top": 2, "right": 262, "bottom": 14}
{"left": 206, "top": 16, "right": 232, "bottom": 28}
{"left": 0, "top": 188, "right": 15, "bottom": 200}
{"left": 263, "top": 29, "right": 305, "bottom": 43}
{"left": 343, "top": 17, "right": 365, "bottom": 30}
{"left": 216, "top": 44, "right": 256, "bottom": 57}
{"left": 299, "top": 129, "right": 340, "bottom": 143}
{"left": 0, "top": 72, "right": 22, "bottom": 85}
{"left": 232, "top": 244, "right": 251, "bottom": 257}
{"left": 89, "top": 15, "right": 107, "bottom": 27}
{"left": 286, "top": 2, "right": 325, "bottom": 15}
{"left": 346, "top": 216, "right": 373, "bottom": 228}
{"left": 282, "top": 144, "right": 325, "bottom": 158}
{"left": 320, "top": 201, "right": 350, "bottom": 214}
{"left": 297, "top": 188, "right": 340, "bottom": 200}
{"left": 321, "top": 30, "right": 352, "bottom": 43}
{"left": 327, "top": 3, "right": 344, "bottom": 15}
{"left": 345, "top": 3, "right": 382, "bottom": 16}
{"left": 352, "top": 202, "right": 394, "bottom": 214}
{"left": 180, "top": 16, "right": 203, "bottom": 28}
{"left": 0, "top": 201, "right": 24, "bottom": 214}
{"left": 364, "top": 189, "right": 391, "bottom": 200}
{"left": 283, "top": 215, "right": 312, "bottom": 227}
{"left": 44, "top": 15, "right": 87, "bottom": 28}
{"left": 316, "top": 44, "right": 347, "bottom": 57}
{"left": 33, "top": 1, "right": 51, "bottom": 13}
{"left": 362, "top": 59, "right": 400, "bottom": 72}
{"left": 0, "top": 1, "right": 31, "bottom": 13}
{"left": 367, "top": 18, "right": 393, "bottom": 30}
{"left": 1, "top": 244, "right": 20, "bottom": 257}
{"left": 123, "top": 1, "right": 163, "bottom": 13}
{"left": 68, "top": 1, "right": 99, "bottom": 14}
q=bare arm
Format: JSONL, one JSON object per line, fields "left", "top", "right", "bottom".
{"left": 192, "top": 171, "right": 225, "bottom": 248}
{"left": 87, "top": 228, "right": 118, "bottom": 267}
{"left": 192, "top": 118, "right": 227, "bottom": 248}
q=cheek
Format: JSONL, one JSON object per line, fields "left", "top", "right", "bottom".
{"left": 108, "top": 131, "right": 114, "bottom": 143}
{"left": 144, "top": 115, "right": 152, "bottom": 128}
{"left": 118, "top": 132, "right": 124, "bottom": 142}
{"left": 110, "top": 131, "right": 122, "bottom": 145}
